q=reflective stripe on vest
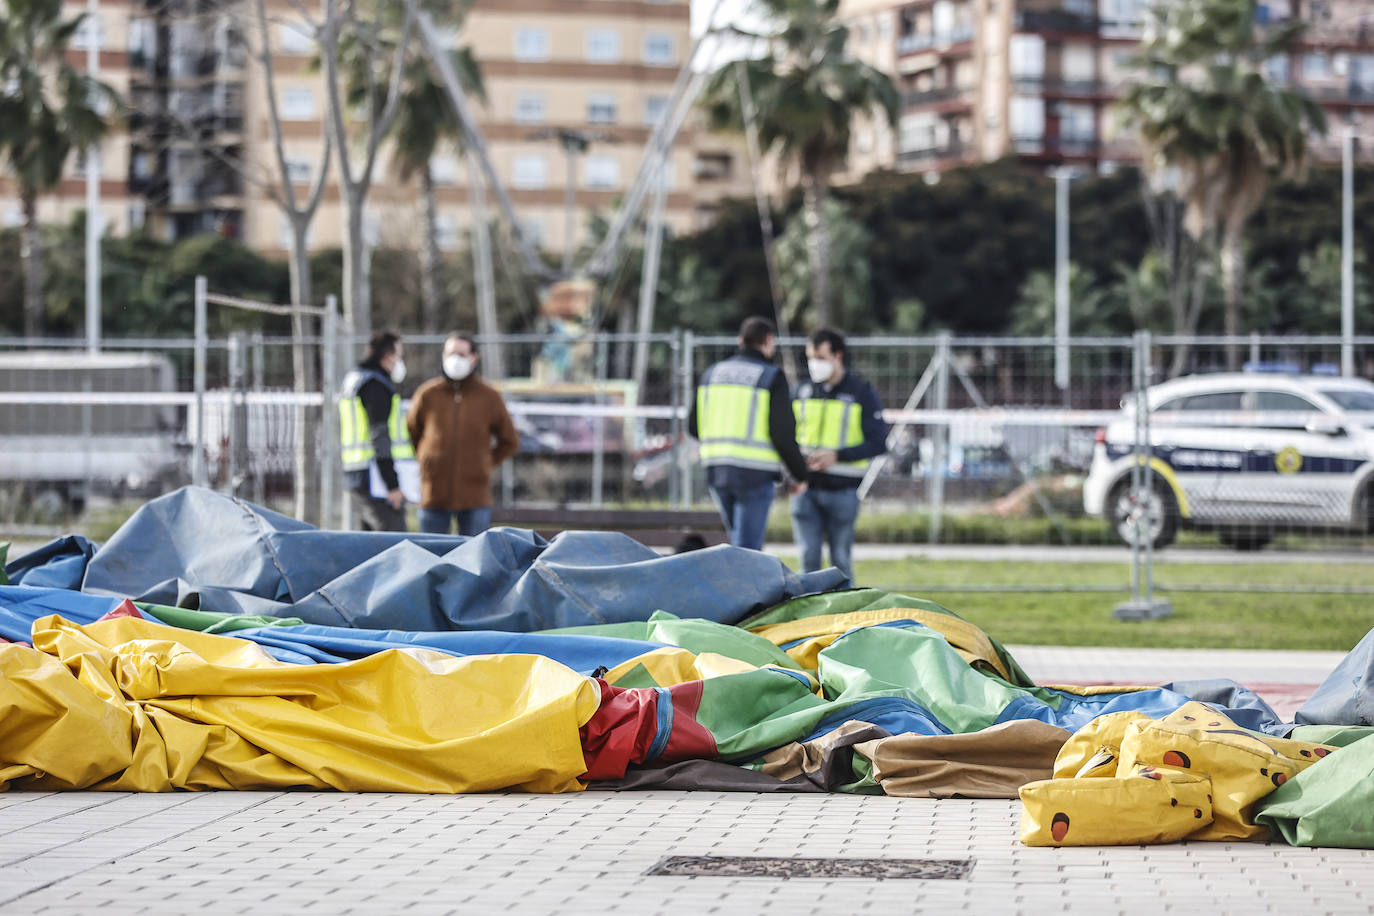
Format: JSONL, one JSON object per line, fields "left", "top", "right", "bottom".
{"left": 339, "top": 370, "right": 413, "bottom": 471}
{"left": 696, "top": 358, "right": 781, "bottom": 472}
{"left": 794, "top": 394, "right": 869, "bottom": 478}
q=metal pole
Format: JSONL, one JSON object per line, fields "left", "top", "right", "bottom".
{"left": 929, "top": 333, "right": 950, "bottom": 544}
{"left": 1342, "top": 128, "right": 1355, "bottom": 377}
{"left": 1250, "top": 331, "right": 1261, "bottom": 368}
{"left": 467, "top": 149, "right": 503, "bottom": 380}
{"left": 321, "top": 297, "right": 339, "bottom": 529}
{"left": 192, "top": 275, "right": 208, "bottom": 488}
{"left": 633, "top": 161, "right": 668, "bottom": 393}
{"left": 340, "top": 318, "right": 356, "bottom": 531}
{"left": 680, "top": 329, "right": 695, "bottom": 506}
{"left": 562, "top": 145, "right": 578, "bottom": 275}
{"left": 1054, "top": 170, "right": 1070, "bottom": 397}
{"left": 228, "top": 331, "right": 247, "bottom": 494}
{"left": 591, "top": 335, "right": 607, "bottom": 507}
{"left": 84, "top": 0, "right": 101, "bottom": 355}
{"left": 1114, "top": 330, "right": 1172, "bottom": 620}
{"left": 668, "top": 328, "right": 682, "bottom": 509}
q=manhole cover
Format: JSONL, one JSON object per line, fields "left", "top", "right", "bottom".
{"left": 644, "top": 856, "right": 974, "bottom": 879}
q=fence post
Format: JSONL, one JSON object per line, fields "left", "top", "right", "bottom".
{"left": 228, "top": 331, "right": 248, "bottom": 496}
{"left": 320, "top": 297, "right": 339, "bottom": 530}
{"left": 928, "top": 332, "right": 951, "bottom": 544}
{"left": 339, "top": 318, "right": 355, "bottom": 532}
{"left": 1115, "top": 329, "right": 1172, "bottom": 620}
{"left": 591, "top": 334, "right": 607, "bottom": 507}
{"left": 680, "top": 329, "right": 695, "bottom": 506}
{"left": 192, "top": 275, "right": 208, "bottom": 489}
{"left": 668, "top": 329, "right": 682, "bottom": 509}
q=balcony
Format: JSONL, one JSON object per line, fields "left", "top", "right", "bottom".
{"left": 1300, "top": 83, "right": 1374, "bottom": 105}
{"left": 1013, "top": 135, "right": 1101, "bottom": 157}
{"left": 1012, "top": 76, "right": 1110, "bottom": 97}
{"left": 902, "top": 85, "right": 975, "bottom": 108}
{"left": 1015, "top": 10, "right": 1098, "bottom": 33}
{"left": 896, "top": 26, "right": 974, "bottom": 55}
{"left": 898, "top": 142, "right": 966, "bottom": 166}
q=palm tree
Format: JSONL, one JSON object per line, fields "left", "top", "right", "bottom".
{"left": 701, "top": 0, "right": 898, "bottom": 328}
{"left": 1118, "top": 0, "right": 1325, "bottom": 368}
{"left": 0, "top": 0, "right": 116, "bottom": 337}
{"left": 387, "top": 46, "right": 484, "bottom": 333}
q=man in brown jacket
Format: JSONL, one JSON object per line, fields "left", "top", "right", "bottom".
{"left": 406, "top": 332, "right": 520, "bottom": 536}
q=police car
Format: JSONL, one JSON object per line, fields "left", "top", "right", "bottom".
{"left": 1083, "top": 368, "right": 1374, "bottom": 550}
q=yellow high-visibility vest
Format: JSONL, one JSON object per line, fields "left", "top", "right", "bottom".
{"left": 696, "top": 356, "right": 782, "bottom": 472}
{"left": 793, "top": 387, "right": 869, "bottom": 478}
{"left": 339, "top": 369, "right": 414, "bottom": 472}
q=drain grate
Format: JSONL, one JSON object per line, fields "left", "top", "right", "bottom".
{"left": 644, "top": 856, "right": 974, "bottom": 880}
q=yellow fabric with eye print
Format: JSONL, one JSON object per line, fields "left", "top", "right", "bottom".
{"left": 1051, "top": 710, "right": 1151, "bottom": 779}
{"left": 1118, "top": 702, "right": 1338, "bottom": 842}
{"left": 1019, "top": 764, "right": 1213, "bottom": 847}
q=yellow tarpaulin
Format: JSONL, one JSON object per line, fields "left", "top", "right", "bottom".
{"left": 1, "top": 615, "right": 600, "bottom": 793}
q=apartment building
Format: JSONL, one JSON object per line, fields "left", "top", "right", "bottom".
{"left": 5, "top": 0, "right": 753, "bottom": 261}
{"left": 841, "top": 0, "right": 1374, "bottom": 177}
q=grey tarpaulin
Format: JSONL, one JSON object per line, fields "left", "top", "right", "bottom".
{"left": 10, "top": 487, "right": 847, "bottom": 631}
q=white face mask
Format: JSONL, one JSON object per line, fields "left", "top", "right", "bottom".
{"left": 389, "top": 358, "right": 407, "bottom": 384}
{"left": 443, "top": 355, "right": 473, "bottom": 381}
{"left": 808, "top": 358, "right": 834, "bottom": 384}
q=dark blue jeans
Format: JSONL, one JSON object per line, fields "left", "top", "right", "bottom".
{"left": 418, "top": 506, "right": 492, "bottom": 537}
{"left": 789, "top": 486, "right": 860, "bottom": 581}
{"left": 709, "top": 481, "right": 775, "bottom": 551}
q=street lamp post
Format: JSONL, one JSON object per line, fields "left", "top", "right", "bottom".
{"left": 1342, "top": 127, "right": 1356, "bottom": 377}
{"left": 1053, "top": 167, "right": 1073, "bottom": 402}
{"left": 85, "top": 0, "right": 101, "bottom": 354}
{"left": 529, "top": 128, "right": 612, "bottom": 275}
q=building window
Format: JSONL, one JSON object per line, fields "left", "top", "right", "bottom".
{"left": 513, "top": 155, "right": 548, "bottom": 189}
{"left": 515, "top": 28, "right": 551, "bottom": 62}
{"left": 585, "top": 29, "right": 620, "bottom": 62}
{"left": 1009, "top": 34, "right": 1045, "bottom": 80}
{"left": 644, "top": 33, "right": 675, "bottom": 65}
{"left": 521, "top": 219, "right": 545, "bottom": 247}
{"left": 584, "top": 156, "right": 619, "bottom": 189}
{"left": 1010, "top": 96, "right": 1045, "bottom": 139}
{"left": 72, "top": 14, "right": 105, "bottom": 50}
{"left": 586, "top": 92, "right": 618, "bottom": 124}
{"left": 278, "top": 22, "right": 314, "bottom": 55}
{"left": 1062, "top": 44, "right": 1095, "bottom": 84}
{"left": 1303, "top": 53, "right": 1331, "bottom": 80}
{"left": 1264, "top": 54, "right": 1290, "bottom": 85}
{"left": 280, "top": 87, "right": 315, "bottom": 120}
{"left": 1059, "top": 103, "right": 1096, "bottom": 141}
{"left": 430, "top": 155, "right": 459, "bottom": 186}
{"left": 285, "top": 158, "right": 312, "bottom": 184}
{"left": 435, "top": 216, "right": 459, "bottom": 251}
{"left": 515, "top": 92, "right": 548, "bottom": 123}
{"left": 645, "top": 95, "right": 670, "bottom": 126}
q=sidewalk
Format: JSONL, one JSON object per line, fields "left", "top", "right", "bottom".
{"left": 2, "top": 785, "right": 1369, "bottom": 914}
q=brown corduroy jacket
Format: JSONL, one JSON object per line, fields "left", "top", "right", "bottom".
{"left": 405, "top": 374, "right": 520, "bottom": 510}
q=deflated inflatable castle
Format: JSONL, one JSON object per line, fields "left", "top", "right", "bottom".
{"left": 2, "top": 488, "right": 1371, "bottom": 849}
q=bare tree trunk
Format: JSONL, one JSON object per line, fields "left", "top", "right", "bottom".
{"left": 342, "top": 192, "right": 373, "bottom": 340}
{"left": 802, "top": 171, "right": 832, "bottom": 329}
{"left": 1220, "top": 223, "right": 1244, "bottom": 371}
{"left": 419, "top": 164, "right": 442, "bottom": 332}
{"left": 21, "top": 192, "right": 43, "bottom": 338}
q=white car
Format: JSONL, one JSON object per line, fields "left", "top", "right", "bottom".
{"left": 1083, "top": 371, "right": 1374, "bottom": 549}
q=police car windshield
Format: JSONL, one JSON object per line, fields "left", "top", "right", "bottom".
{"left": 1319, "top": 389, "right": 1374, "bottom": 411}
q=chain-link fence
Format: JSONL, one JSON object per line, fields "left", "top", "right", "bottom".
{"left": 6, "top": 313, "right": 1374, "bottom": 605}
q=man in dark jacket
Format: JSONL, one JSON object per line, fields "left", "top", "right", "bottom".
{"left": 339, "top": 331, "right": 412, "bottom": 531}
{"left": 687, "top": 316, "right": 809, "bottom": 551}
{"left": 791, "top": 327, "right": 888, "bottom": 580}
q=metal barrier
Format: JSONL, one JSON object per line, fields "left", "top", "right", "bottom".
{"left": 7, "top": 326, "right": 1374, "bottom": 608}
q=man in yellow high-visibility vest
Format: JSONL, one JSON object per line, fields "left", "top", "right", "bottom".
{"left": 687, "top": 317, "right": 810, "bottom": 551}
{"left": 791, "top": 328, "right": 888, "bottom": 581}
{"left": 339, "top": 331, "right": 414, "bottom": 531}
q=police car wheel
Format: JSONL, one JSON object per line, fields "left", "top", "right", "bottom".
{"left": 1108, "top": 477, "right": 1178, "bottom": 551}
